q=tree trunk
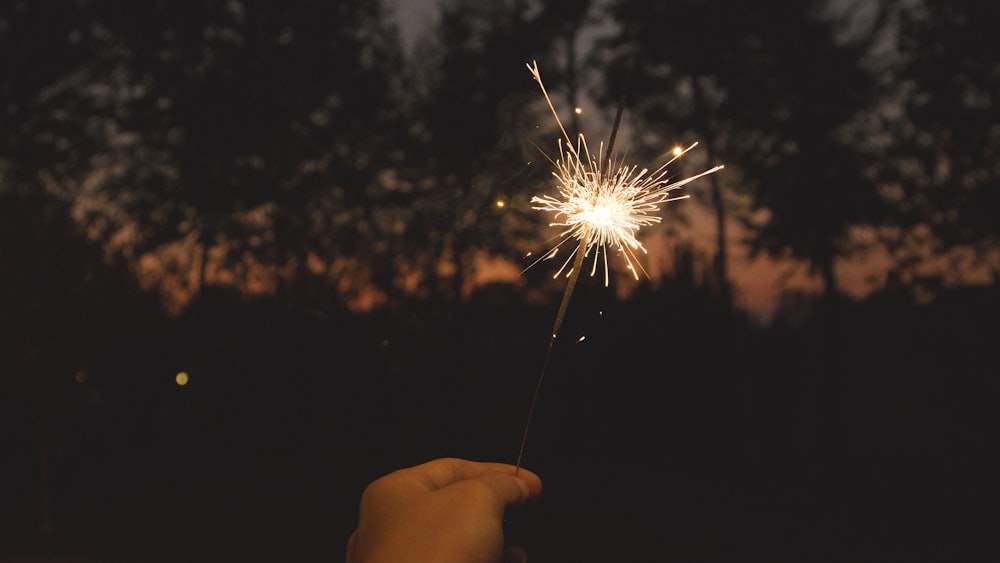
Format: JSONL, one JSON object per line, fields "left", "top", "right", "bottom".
{"left": 692, "top": 81, "right": 730, "bottom": 305}
{"left": 706, "top": 142, "right": 730, "bottom": 305}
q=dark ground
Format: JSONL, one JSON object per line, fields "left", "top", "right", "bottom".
{"left": 2, "top": 281, "right": 998, "bottom": 562}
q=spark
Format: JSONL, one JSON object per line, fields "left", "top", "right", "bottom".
{"left": 524, "top": 61, "right": 723, "bottom": 286}
{"left": 515, "top": 61, "right": 723, "bottom": 473}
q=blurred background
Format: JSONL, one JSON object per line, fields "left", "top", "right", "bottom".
{"left": 1, "top": 0, "right": 997, "bottom": 561}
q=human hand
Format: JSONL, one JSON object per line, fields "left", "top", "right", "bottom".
{"left": 346, "top": 457, "right": 543, "bottom": 563}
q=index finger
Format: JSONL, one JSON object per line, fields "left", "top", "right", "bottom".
{"left": 409, "top": 458, "right": 543, "bottom": 497}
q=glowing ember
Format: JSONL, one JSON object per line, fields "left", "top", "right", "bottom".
{"left": 525, "top": 61, "right": 723, "bottom": 286}
{"left": 515, "top": 61, "right": 723, "bottom": 472}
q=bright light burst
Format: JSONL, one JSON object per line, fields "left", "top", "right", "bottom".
{"left": 525, "top": 61, "right": 724, "bottom": 286}
{"left": 515, "top": 61, "right": 724, "bottom": 472}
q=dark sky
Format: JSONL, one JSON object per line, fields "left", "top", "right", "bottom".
{"left": 391, "top": 0, "right": 439, "bottom": 50}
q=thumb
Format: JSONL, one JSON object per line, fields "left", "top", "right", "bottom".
{"left": 474, "top": 471, "right": 534, "bottom": 507}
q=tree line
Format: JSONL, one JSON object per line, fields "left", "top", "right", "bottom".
{"left": 2, "top": 1, "right": 998, "bottom": 555}
{"left": 2, "top": 0, "right": 995, "bottom": 317}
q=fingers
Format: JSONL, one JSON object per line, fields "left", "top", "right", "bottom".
{"left": 410, "top": 458, "right": 542, "bottom": 498}
{"left": 362, "top": 457, "right": 543, "bottom": 512}
{"left": 349, "top": 458, "right": 542, "bottom": 563}
{"left": 510, "top": 466, "right": 543, "bottom": 499}
{"left": 472, "top": 470, "right": 536, "bottom": 507}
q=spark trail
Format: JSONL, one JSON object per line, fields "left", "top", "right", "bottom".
{"left": 515, "top": 61, "right": 723, "bottom": 471}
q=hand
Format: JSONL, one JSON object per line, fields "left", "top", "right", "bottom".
{"left": 346, "top": 457, "right": 543, "bottom": 563}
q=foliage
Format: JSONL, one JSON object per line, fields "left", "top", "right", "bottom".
{"left": 2, "top": 0, "right": 409, "bottom": 312}
{"left": 886, "top": 0, "right": 1000, "bottom": 289}
{"left": 598, "top": 0, "right": 894, "bottom": 298}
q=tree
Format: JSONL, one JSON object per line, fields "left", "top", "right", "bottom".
{"left": 0, "top": 188, "right": 167, "bottom": 537}
{"left": 598, "top": 0, "right": 893, "bottom": 309}
{"left": 400, "top": 0, "right": 579, "bottom": 305}
{"left": 1, "top": 0, "right": 410, "bottom": 314}
{"left": 888, "top": 1, "right": 1000, "bottom": 292}
{"left": 598, "top": 0, "right": 899, "bottom": 481}
{"left": 597, "top": 0, "right": 738, "bottom": 303}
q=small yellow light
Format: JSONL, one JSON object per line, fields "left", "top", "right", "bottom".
{"left": 574, "top": 107, "right": 583, "bottom": 114}
{"left": 75, "top": 370, "right": 88, "bottom": 384}
{"left": 672, "top": 146, "right": 683, "bottom": 157}
{"left": 175, "top": 372, "right": 189, "bottom": 386}
{"left": 496, "top": 200, "right": 505, "bottom": 208}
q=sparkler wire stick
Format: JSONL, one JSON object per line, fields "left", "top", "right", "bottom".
{"left": 515, "top": 84, "right": 628, "bottom": 472}
{"left": 514, "top": 230, "right": 588, "bottom": 472}
{"left": 514, "top": 61, "right": 723, "bottom": 472}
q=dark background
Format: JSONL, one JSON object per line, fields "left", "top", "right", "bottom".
{"left": 2, "top": 1, "right": 998, "bottom": 561}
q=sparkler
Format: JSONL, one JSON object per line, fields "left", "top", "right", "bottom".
{"left": 514, "top": 61, "right": 723, "bottom": 471}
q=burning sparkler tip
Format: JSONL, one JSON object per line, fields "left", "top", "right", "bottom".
{"left": 515, "top": 60, "right": 724, "bottom": 476}
{"left": 524, "top": 62, "right": 724, "bottom": 285}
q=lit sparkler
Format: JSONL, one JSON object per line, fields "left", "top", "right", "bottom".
{"left": 524, "top": 60, "right": 724, "bottom": 286}
{"left": 515, "top": 61, "right": 723, "bottom": 471}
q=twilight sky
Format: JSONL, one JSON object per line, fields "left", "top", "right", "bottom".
{"left": 382, "top": 0, "right": 891, "bottom": 323}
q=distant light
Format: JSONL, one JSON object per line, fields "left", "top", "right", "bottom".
{"left": 496, "top": 200, "right": 505, "bottom": 208}
{"left": 574, "top": 107, "right": 583, "bottom": 115}
{"left": 577, "top": 336, "right": 586, "bottom": 342}
{"left": 672, "top": 146, "right": 683, "bottom": 157}
{"left": 175, "top": 372, "right": 189, "bottom": 386}
{"left": 75, "top": 370, "right": 88, "bottom": 384}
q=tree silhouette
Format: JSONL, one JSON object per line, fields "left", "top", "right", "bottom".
{"left": 596, "top": 1, "right": 901, "bottom": 487}
{"left": 597, "top": 0, "right": 740, "bottom": 303}
{"left": 889, "top": 1, "right": 1000, "bottom": 291}
{"left": 598, "top": 0, "right": 893, "bottom": 307}
{"left": 2, "top": 0, "right": 409, "bottom": 314}
{"left": 398, "top": 0, "right": 545, "bottom": 306}
{"left": 0, "top": 188, "right": 166, "bottom": 537}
